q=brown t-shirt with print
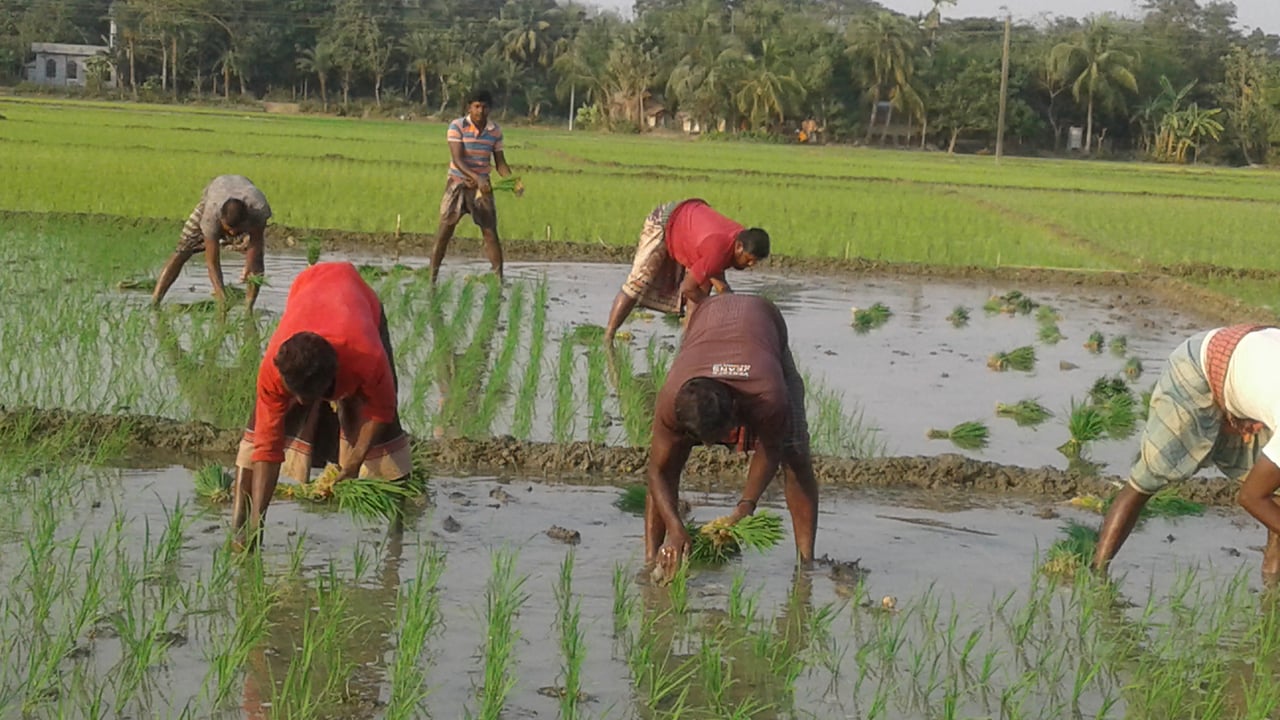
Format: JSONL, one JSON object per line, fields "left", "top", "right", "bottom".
{"left": 653, "top": 294, "right": 792, "bottom": 449}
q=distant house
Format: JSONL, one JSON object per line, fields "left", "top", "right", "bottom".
{"left": 644, "top": 103, "right": 666, "bottom": 129}
{"left": 24, "top": 43, "right": 116, "bottom": 88}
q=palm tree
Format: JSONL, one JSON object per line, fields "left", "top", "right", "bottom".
{"left": 845, "top": 11, "right": 923, "bottom": 143}
{"left": 400, "top": 30, "right": 435, "bottom": 108}
{"left": 734, "top": 40, "right": 804, "bottom": 130}
{"left": 296, "top": 42, "right": 334, "bottom": 111}
{"left": 1050, "top": 18, "right": 1139, "bottom": 153}
{"left": 499, "top": 0, "right": 561, "bottom": 68}
{"left": 923, "top": 0, "right": 957, "bottom": 48}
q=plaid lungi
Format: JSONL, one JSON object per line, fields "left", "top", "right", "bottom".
{"left": 1128, "top": 331, "right": 1270, "bottom": 494}
{"left": 235, "top": 310, "right": 413, "bottom": 484}
{"left": 176, "top": 200, "right": 252, "bottom": 254}
{"left": 438, "top": 177, "right": 497, "bottom": 230}
{"left": 621, "top": 200, "right": 689, "bottom": 315}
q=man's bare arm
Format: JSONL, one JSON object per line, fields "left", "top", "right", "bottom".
{"left": 494, "top": 150, "right": 512, "bottom": 178}
{"left": 1239, "top": 455, "right": 1280, "bottom": 533}
{"left": 204, "top": 235, "right": 227, "bottom": 303}
{"left": 1092, "top": 484, "right": 1152, "bottom": 572}
{"left": 243, "top": 228, "right": 265, "bottom": 311}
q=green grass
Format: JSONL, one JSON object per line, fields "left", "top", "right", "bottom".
{"left": 6, "top": 97, "right": 1280, "bottom": 300}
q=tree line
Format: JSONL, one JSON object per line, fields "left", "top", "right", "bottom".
{"left": 4, "top": 0, "right": 1280, "bottom": 162}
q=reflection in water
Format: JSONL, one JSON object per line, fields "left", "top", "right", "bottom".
{"left": 238, "top": 532, "right": 405, "bottom": 720}
{"left": 625, "top": 570, "right": 831, "bottom": 718}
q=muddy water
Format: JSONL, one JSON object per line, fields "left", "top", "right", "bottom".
{"left": 159, "top": 251, "right": 1215, "bottom": 477}
{"left": 13, "top": 463, "right": 1262, "bottom": 719}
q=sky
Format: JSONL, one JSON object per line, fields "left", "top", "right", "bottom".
{"left": 586, "top": 0, "right": 1280, "bottom": 35}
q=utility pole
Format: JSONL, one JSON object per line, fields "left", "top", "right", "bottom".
{"left": 995, "top": 13, "right": 1012, "bottom": 163}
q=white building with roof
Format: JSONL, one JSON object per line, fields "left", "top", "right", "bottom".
{"left": 24, "top": 42, "right": 116, "bottom": 88}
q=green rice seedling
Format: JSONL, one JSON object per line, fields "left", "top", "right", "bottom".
{"left": 1084, "top": 330, "right": 1105, "bottom": 353}
{"left": 1040, "top": 522, "right": 1099, "bottom": 579}
{"left": 305, "top": 237, "right": 322, "bottom": 265}
{"left": 1142, "top": 385, "right": 1155, "bottom": 411}
{"left": 474, "top": 548, "right": 530, "bottom": 720}
{"left": 386, "top": 543, "right": 446, "bottom": 720}
{"left": 1038, "top": 323, "right": 1064, "bottom": 344}
{"left": 995, "top": 399, "right": 1054, "bottom": 427}
{"left": 727, "top": 571, "right": 761, "bottom": 625}
{"left": 270, "top": 565, "right": 361, "bottom": 720}
{"left": 511, "top": 280, "right": 548, "bottom": 439}
{"left": 1099, "top": 392, "right": 1139, "bottom": 439}
{"left": 611, "top": 562, "right": 635, "bottom": 639}
{"left": 984, "top": 290, "right": 1038, "bottom": 315}
{"left": 987, "top": 345, "right": 1036, "bottom": 372}
{"left": 193, "top": 463, "right": 233, "bottom": 502}
{"left": 552, "top": 335, "right": 577, "bottom": 443}
{"left": 1100, "top": 489, "right": 1205, "bottom": 519}
{"left": 586, "top": 342, "right": 608, "bottom": 444}
{"left": 612, "top": 347, "right": 657, "bottom": 446}
{"left": 294, "top": 466, "right": 417, "bottom": 523}
{"left": 490, "top": 175, "right": 525, "bottom": 196}
{"left": 474, "top": 283, "right": 526, "bottom": 436}
{"left": 947, "top": 305, "right": 970, "bottom": 327}
{"left": 1088, "top": 375, "right": 1131, "bottom": 405}
{"left": 1110, "top": 335, "right": 1128, "bottom": 356}
{"left": 1125, "top": 356, "right": 1144, "bottom": 380}
{"left": 687, "top": 512, "right": 785, "bottom": 565}
{"left": 926, "top": 421, "right": 990, "bottom": 450}
{"left": 851, "top": 302, "right": 892, "bottom": 333}
{"left": 116, "top": 277, "right": 158, "bottom": 292}
{"left": 806, "top": 376, "right": 887, "bottom": 458}
{"left": 446, "top": 276, "right": 502, "bottom": 434}
{"left": 1035, "top": 305, "right": 1060, "bottom": 324}
{"left": 554, "top": 550, "right": 587, "bottom": 718}
{"left": 1059, "top": 399, "right": 1106, "bottom": 457}
{"left": 615, "top": 484, "right": 646, "bottom": 514}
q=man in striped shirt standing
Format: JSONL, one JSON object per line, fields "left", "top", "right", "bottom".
{"left": 431, "top": 89, "right": 515, "bottom": 283}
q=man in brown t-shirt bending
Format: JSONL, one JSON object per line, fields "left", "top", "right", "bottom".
{"left": 646, "top": 294, "right": 819, "bottom": 580}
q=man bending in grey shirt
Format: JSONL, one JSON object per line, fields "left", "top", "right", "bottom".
{"left": 153, "top": 174, "right": 272, "bottom": 312}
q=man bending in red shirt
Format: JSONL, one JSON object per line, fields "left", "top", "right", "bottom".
{"left": 231, "top": 262, "right": 412, "bottom": 550}
{"left": 645, "top": 294, "right": 818, "bottom": 583}
{"left": 604, "top": 199, "right": 769, "bottom": 343}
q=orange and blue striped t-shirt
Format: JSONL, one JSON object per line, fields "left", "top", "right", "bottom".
{"left": 447, "top": 116, "right": 504, "bottom": 180}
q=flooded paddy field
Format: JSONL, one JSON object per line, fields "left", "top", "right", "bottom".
{"left": 1, "top": 459, "right": 1273, "bottom": 719}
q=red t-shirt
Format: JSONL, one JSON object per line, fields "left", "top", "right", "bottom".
{"left": 665, "top": 200, "right": 745, "bottom": 285}
{"left": 653, "top": 294, "right": 790, "bottom": 448}
{"left": 250, "top": 262, "right": 397, "bottom": 464}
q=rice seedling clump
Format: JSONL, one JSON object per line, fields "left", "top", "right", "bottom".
{"left": 988, "top": 345, "right": 1037, "bottom": 372}
{"left": 1084, "top": 330, "right": 1105, "bottom": 353}
{"left": 926, "top": 420, "right": 990, "bottom": 450}
{"left": 294, "top": 463, "right": 418, "bottom": 522}
{"left": 947, "top": 305, "right": 970, "bottom": 327}
{"left": 194, "top": 463, "right": 233, "bottom": 503}
{"left": 984, "top": 290, "right": 1038, "bottom": 315}
{"left": 851, "top": 302, "right": 892, "bottom": 333}
{"left": 687, "top": 512, "right": 785, "bottom": 565}
{"left": 995, "top": 399, "right": 1054, "bottom": 427}
{"left": 1040, "top": 522, "right": 1099, "bottom": 579}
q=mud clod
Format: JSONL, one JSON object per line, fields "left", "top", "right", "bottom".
{"left": 489, "top": 487, "right": 515, "bottom": 504}
{"left": 442, "top": 516, "right": 461, "bottom": 533}
{"left": 546, "top": 525, "right": 581, "bottom": 544}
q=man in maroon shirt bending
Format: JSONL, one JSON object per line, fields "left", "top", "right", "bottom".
{"left": 645, "top": 293, "right": 818, "bottom": 581}
{"left": 604, "top": 198, "right": 770, "bottom": 343}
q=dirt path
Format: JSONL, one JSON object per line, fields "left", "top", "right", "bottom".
{"left": 5, "top": 407, "right": 1240, "bottom": 506}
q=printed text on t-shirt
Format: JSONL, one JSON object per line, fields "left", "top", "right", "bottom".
{"left": 712, "top": 363, "right": 751, "bottom": 377}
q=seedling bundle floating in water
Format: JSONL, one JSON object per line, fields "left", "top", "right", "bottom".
{"left": 1040, "top": 521, "right": 1099, "bottom": 579}
{"left": 194, "top": 463, "right": 233, "bottom": 503}
{"left": 995, "top": 399, "right": 1054, "bottom": 427}
{"left": 850, "top": 302, "right": 891, "bottom": 333}
{"left": 984, "top": 290, "right": 1038, "bottom": 315}
{"left": 926, "top": 420, "right": 990, "bottom": 450}
{"left": 947, "top": 305, "right": 970, "bottom": 328}
{"left": 1084, "top": 330, "right": 1105, "bottom": 354}
{"left": 687, "top": 512, "right": 785, "bottom": 565}
{"left": 988, "top": 345, "right": 1036, "bottom": 372}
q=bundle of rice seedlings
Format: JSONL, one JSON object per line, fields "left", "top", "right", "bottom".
{"left": 926, "top": 420, "right": 990, "bottom": 450}
{"left": 569, "top": 324, "right": 607, "bottom": 344}
{"left": 193, "top": 463, "right": 233, "bottom": 503}
{"left": 1067, "top": 494, "right": 1106, "bottom": 513}
{"left": 1101, "top": 490, "right": 1204, "bottom": 519}
{"left": 615, "top": 484, "right": 646, "bottom": 514}
{"left": 1035, "top": 305, "right": 1060, "bottom": 324}
{"left": 1040, "top": 522, "right": 1099, "bottom": 579}
{"left": 296, "top": 464, "right": 417, "bottom": 523}
{"left": 851, "top": 302, "right": 892, "bottom": 333}
{"left": 305, "top": 237, "right": 322, "bottom": 266}
{"left": 491, "top": 176, "right": 526, "bottom": 196}
{"left": 995, "top": 399, "right": 1054, "bottom": 427}
{"left": 117, "top": 277, "right": 158, "bottom": 292}
{"left": 687, "top": 512, "right": 785, "bottom": 565}
{"left": 987, "top": 345, "right": 1037, "bottom": 372}
{"left": 1038, "top": 323, "right": 1064, "bottom": 344}
{"left": 1109, "top": 335, "right": 1128, "bottom": 356}
{"left": 1124, "top": 357, "right": 1144, "bottom": 380}
{"left": 983, "top": 290, "right": 1038, "bottom": 315}
{"left": 1088, "top": 376, "right": 1131, "bottom": 405}
{"left": 1099, "top": 392, "right": 1139, "bottom": 439}
{"left": 947, "top": 305, "right": 970, "bottom": 328}
{"left": 1084, "top": 330, "right": 1105, "bottom": 353}
{"left": 1059, "top": 400, "right": 1106, "bottom": 457}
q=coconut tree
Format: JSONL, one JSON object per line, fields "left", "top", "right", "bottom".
{"left": 296, "top": 41, "right": 335, "bottom": 111}
{"left": 400, "top": 30, "right": 435, "bottom": 108}
{"left": 845, "top": 11, "right": 923, "bottom": 143}
{"left": 498, "top": 0, "right": 561, "bottom": 68}
{"left": 734, "top": 40, "right": 804, "bottom": 130}
{"left": 1050, "top": 18, "right": 1139, "bottom": 153}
